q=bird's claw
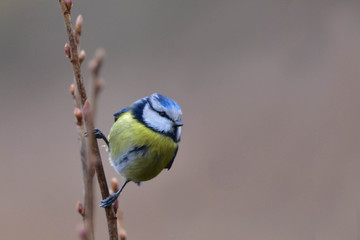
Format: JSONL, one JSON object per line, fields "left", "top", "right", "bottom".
{"left": 99, "top": 193, "right": 119, "bottom": 208}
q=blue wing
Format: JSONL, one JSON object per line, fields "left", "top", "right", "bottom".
{"left": 165, "top": 146, "right": 178, "bottom": 170}
{"left": 113, "top": 107, "right": 130, "bottom": 122}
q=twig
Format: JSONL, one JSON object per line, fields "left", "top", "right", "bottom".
{"left": 59, "top": 1, "right": 119, "bottom": 239}
{"left": 82, "top": 100, "right": 96, "bottom": 240}
{"left": 72, "top": 89, "right": 95, "bottom": 240}
{"left": 88, "top": 50, "right": 119, "bottom": 240}
{"left": 78, "top": 224, "right": 90, "bottom": 240}
{"left": 64, "top": 9, "right": 94, "bottom": 238}
{"left": 111, "top": 178, "right": 127, "bottom": 240}
{"left": 88, "top": 49, "right": 105, "bottom": 118}
{"left": 59, "top": 0, "right": 87, "bottom": 105}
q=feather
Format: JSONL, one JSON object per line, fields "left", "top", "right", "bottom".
{"left": 165, "top": 146, "right": 178, "bottom": 170}
{"left": 113, "top": 107, "right": 130, "bottom": 121}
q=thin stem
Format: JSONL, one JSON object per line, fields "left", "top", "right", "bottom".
{"left": 59, "top": 1, "right": 119, "bottom": 239}
{"left": 88, "top": 50, "right": 119, "bottom": 240}
{"left": 59, "top": 0, "right": 87, "bottom": 105}
{"left": 82, "top": 102, "right": 95, "bottom": 240}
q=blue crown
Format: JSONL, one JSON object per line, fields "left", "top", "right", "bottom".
{"left": 151, "top": 93, "right": 181, "bottom": 111}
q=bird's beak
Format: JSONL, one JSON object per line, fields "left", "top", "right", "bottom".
{"left": 174, "top": 120, "right": 184, "bottom": 127}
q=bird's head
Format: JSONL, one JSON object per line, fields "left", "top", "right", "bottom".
{"left": 137, "top": 93, "right": 183, "bottom": 142}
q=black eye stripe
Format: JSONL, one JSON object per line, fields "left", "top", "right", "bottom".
{"left": 147, "top": 99, "right": 173, "bottom": 121}
{"left": 159, "top": 111, "right": 171, "bottom": 120}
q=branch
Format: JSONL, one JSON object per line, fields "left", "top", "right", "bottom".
{"left": 59, "top": 0, "right": 87, "bottom": 105}
{"left": 71, "top": 79, "right": 95, "bottom": 240}
{"left": 111, "top": 178, "right": 127, "bottom": 240}
{"left": 58, "top": 1, "right": 119, "bottom": 239}
{"left": 88, "top": 50, "right": 119, "bottom": 240}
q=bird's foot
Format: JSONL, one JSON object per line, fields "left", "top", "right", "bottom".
{"left": 100, "top": 192, "right": 119, "bottom": 208}
{"left": 84, "top": 128, "right": 109, "bottom": 149}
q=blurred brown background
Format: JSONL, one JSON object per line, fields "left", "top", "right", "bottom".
{"left": 1, "top": 0, "right": 360, "bottom": 239}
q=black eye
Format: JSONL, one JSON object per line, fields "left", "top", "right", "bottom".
{"left": 159, "top": 111, "right": 166, "bottom": 117}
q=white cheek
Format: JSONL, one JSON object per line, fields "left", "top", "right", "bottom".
{"left": 143, "top": 104, "right": 172, "bottom": 132}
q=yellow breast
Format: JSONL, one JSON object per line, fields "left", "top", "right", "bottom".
{"left": 108, "top": 111, "right": 178, "bottom": 182}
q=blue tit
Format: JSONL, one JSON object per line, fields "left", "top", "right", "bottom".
{"left": 95, "top": 93, "right": 183, "bottom": 208}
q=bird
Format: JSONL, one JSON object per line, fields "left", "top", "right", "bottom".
{"left": 94, "top": 93, "right": 183, "bottom": 208}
